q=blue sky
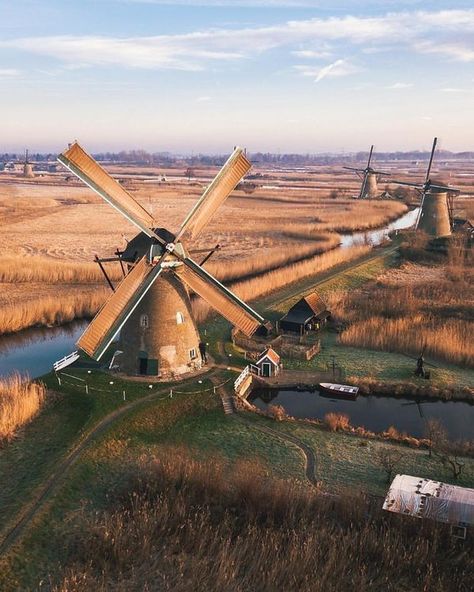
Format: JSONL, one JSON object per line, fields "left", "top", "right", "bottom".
{"left": 1, "top": 1, "right": 473, "bottom": 153}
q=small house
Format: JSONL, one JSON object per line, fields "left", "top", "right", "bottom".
{"left": 279, "top": 292, "right": 330, "bottom": 335}
{"left": 256, "top": 347, "right": 281, "bottom": 378}
{"left": 383, "top": 474, "right": 474, "bottom": 539}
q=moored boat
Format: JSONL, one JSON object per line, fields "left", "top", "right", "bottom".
{"left": 318, "top": 382, "right": 359, "bottom": 400}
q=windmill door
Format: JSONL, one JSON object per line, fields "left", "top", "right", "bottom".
{"left": 147, "top": 359, "right": 159, "bottom": 376}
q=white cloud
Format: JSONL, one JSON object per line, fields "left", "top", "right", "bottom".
{"left": 295, "top": 59, "right": 359, "bottom": 83}
{"left": 0, "top": 68, "right": 22, "bottom": 78}
{"left": 291, "top": 49, "right": 332, "bottom": 59}
{"left": 196, "top": 95, "right": 212, "bottom": 101}
{"left": 1, "top": 9, "right": 474, "bottom": 71}
{"left": 386, "top": 82, "right": 413, "bottom": 89}
{"left": 440, "top": 87, "right": 469, "bottom": 92}
{"left": 415, "top": 40, "right": 474, "bottom": 62}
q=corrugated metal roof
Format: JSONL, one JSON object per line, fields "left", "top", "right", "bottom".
{"left": 383, "top": 474, "right": 474, "bottom": 525}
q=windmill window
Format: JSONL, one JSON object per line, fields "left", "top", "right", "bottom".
{"left": 189, "top": 348, "right": 197, "bottom": 360}
{"left": 140, "top": 314, "right": 149, "bottom": 328}
{"left": 176, "top": 312, "right": 185, "bottom": 325}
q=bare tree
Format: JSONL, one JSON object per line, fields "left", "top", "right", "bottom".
{"left": 376, "top": 449, "right": 405, "bottom": 483}
{"left": 424, "top": 418, "right": 445, "bottom": 458}
{"left": 431, "top": 428, "right": 465, "bottom": 480}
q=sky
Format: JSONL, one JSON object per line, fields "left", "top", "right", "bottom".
{"left": 1, "top": 1, "right": 474, "bottom": 153}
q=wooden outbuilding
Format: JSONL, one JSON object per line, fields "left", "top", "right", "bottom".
{"left": 279, "top": 292, "right": 330, "bottom": 335}
{"left": 256, "top": 347, "right": 281, "bottom": 378}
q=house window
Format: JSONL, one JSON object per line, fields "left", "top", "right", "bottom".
{"left": 189, "top": 348, "right": 197, "bottom": 360}
{"left": 176, "top": 312, "right": 185, "bottom": 325}
{"left": 140, "top": 314, "right": 149, "bottom": 328}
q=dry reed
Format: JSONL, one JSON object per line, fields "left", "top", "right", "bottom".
{"left": 54, "top": 447, "right": 474, "bottom": 592}
{"left": 0, "top": 373, "right": 46, "bottom": 441}
{"left": 193, "top": 245, "right": 370, "bottom": 322}
{"left": 0, "top": 289, "right": 109, "bottom": 335}
{"left": 340, "top": 315, "right": 473, "bottom": 367}
{"left": 0, "top": 256, "right": 122, "bottom": 284}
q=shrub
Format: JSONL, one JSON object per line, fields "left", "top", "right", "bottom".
{"left": 324, "top": 412, "right": 350, "bottom": 432}
{"left": 267, "top": 404, "right": 287, "bottom": 422}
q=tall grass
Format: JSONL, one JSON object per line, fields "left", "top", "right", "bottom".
{"left": 340, "top": 315, "right": 473, "bottom": 367}
{"left": 0, "top": 289, "right": 108, "bottom": 335}
{"left": 194, "top": 246, "right": 370, "bottom": 322}
{"left": 0, "top": 256, "right": 122, "bottom": 284}
{"left": 206, "top": 232, "right": 341, "bottom": 283}
{"left": 54, "top": 447, "right": 473, "bottom": 592}
{"left": 0, "top": 373, "right": 46, "bottom": 441}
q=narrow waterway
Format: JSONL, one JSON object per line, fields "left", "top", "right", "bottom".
{"left": 249, "top": 388, "right": 474, "bottom": 441}
{"left": 340, "top": 207, "right": 419, "bottom": 248}
{"left": 0, "top": 208, "right": 419, "bottom": 379}
{"left": 0, "top": 321, "right": 87, "bottom": 379}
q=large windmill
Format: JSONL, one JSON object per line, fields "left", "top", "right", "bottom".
{"left": 58, "top": 142, "right": 265, "bottom": 377}
{"left": 343, "top": 145, "right": 389, "bottom": 199}
{"left": 391, "top": 138, "right": 460, "bottom": 238}
{"left": 22, "top": 149, "right": 34, "bottom": 178}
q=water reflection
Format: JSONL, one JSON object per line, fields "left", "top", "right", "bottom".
{"left": 249, "top": 388, "right": 474, "bottom": 441}
{"left": 0, "top": 321, "right": 87, "bottom": 379}
{"left": 340, "top": 207, "right": 420, "bottom": 248}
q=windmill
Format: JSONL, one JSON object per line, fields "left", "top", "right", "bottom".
{"left": 58, "top": 142, "right": 266, "bottom": 377}
{"left": 343, "top": 145, "right": 390, "bottom": 199}
{"left": 22, "top": 149, "right": 34, "bottom": 178}
{"left": 391, "top": 138, "right": 460, "bottom": 238}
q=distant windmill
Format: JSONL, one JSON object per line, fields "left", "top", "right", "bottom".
{"left": 58, "top": 142, "right": 266, "bottom": 378}
{"left": 391, "top": 138, "right": 460, "bottom": 238}
{"left": 22, "top": 149, "right": 34, "bottom": 179}
{"left": 343, "top": 145, "right": 390, "bottom": 199}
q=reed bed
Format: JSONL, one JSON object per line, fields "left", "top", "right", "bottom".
{"left": 0, "top": 373, "right": 46, "bottom": 441}
{"left": 0, "top": 256, "right": 122, "bottom": 284}
{"left": 341, "top": 315, "right": 473, "bottom": 368}
{"left": 193, "top": 245, "right": 370, "bottom": 322}
{"left": 54, "top": 447, "right": 473, "bottom": 592}
{"left": 0, "top": 289, "right": 108, "bottom": 335}
{"left": 206, "top": 232, "right": 340, "bottom": 282}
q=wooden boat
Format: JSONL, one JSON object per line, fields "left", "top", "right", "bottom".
{"left": 318, "top": 382, "right": 359, "bottom": 400}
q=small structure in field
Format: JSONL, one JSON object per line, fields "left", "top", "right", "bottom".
{"left": 279, "top": 292, "right": 330, "bottom": 335}
{"left": 23, "top": 149, "right": 34, "bottom": 179}
{"left": 383, "top": 474, "right": 474, "bottom": 539}
{"left": 256, "top": 347, "right": 281, "bottom": 378}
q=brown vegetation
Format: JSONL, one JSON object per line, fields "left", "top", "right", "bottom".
{"left": 53, "top": 447, "right": 474, "bottom": 592}
{"left": 0, "top": 289, "right": 108, "bottom": 335}
{"left": 0, "top": 256, "right": 122, "bottom": 284}
{"left": 193, "top": 245, "right": 370, "bottom": 322}
{"left": 328, "top": 236, "right": 474, "bottom": 367}
{"left": 0, "top": 373, "right": 46, "bottom": 441}
{"left": 324, "top": 412, "right": 350, "bottom": 432}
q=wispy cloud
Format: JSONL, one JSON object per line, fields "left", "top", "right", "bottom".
{"left": 0, "top": 68, "right": 22, "bottom": 78}
{"left": 386, "top": 82, "right": 413, "bottom": 89}
{"left": 295, "top": 59, "right": 359, "bottom": 83}
{"left": 1, "top": 9, "right": 474, "bottom": 71}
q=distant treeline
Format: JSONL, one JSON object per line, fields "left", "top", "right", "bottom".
{"left": 2, "top": 149, "right": 474, "bottom": 166}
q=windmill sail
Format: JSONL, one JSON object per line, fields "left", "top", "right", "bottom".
{"left": 77, "top": 256, "right": 163, "bottom": 360}
{"left": 58, "top": 142, "right": 158, "bottom": 239}
{"left": 179, "top": 258, "right": 263, "bottom": 336}
{"left": 178, "top": 147, "right": 251, "bottom": 240}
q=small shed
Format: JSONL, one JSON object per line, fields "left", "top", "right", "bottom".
{"left": 383, "top": 474, "right": 474, "bottom": 538}
{"left": 279, "top": 292, "right": 330, "bottom": 335}
{"left": 256, "top": 347, "right": 281, "bottom": 378}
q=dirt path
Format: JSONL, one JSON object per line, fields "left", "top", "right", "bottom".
{"left": 233, "top": 415, "right": 318, "bottom": 485}
{"left": 0, "top": 372, "right": 215, "bottom": 556}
